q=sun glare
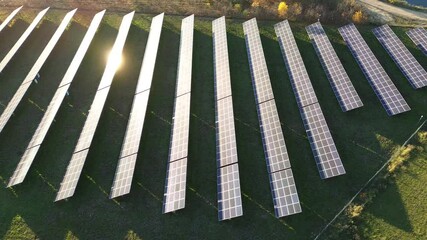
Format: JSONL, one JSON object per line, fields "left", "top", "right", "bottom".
{"left": 107, "top": 50, "right": 123, "bottom": 71}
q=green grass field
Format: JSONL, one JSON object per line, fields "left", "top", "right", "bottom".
{"left": 356, "top": 134, "right": 427, "bottom": 239}
{"left": 0, "top": 8, "right": 426, "bottom": 240}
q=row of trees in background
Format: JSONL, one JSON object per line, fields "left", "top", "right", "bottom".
{"left": 1, "top": 0, "right": 366, "bottom": 24}
{"left": 212, "top": 0, "right": 365, "bottom": 23}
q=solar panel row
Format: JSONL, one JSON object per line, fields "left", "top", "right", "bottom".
{"left": 406, "top": 27, "right": 427, "bottom": 56}
{"left": 275, "top": 20, "right": 345, "bottom": 179}
{"left": 55, "top": 12, "right": 135, "bottom": 201}
{"left": 306, "top": 22, "right": 363, "bottom": 112}
{"left": 0, "top": 6, "right": 22, "bottom": 33}
{"left": 110, "top": 13, "right": 164, "bottom": 199}
{"left": 213, "top": 16, "right": 243, "bottom": 221}
{"left": 373, "top": 25, "right": 427, "bottom": 89}
{"left": 6, "top": 9, "right": 78, "bottom": 187}
{"left": 163, "top": 15, "right": 194, "bottom": 214}
{"left": 339, "top": 23, "right": 410, "bottom": 116}
{"left": 0, "top": 8, "right": 49, "bottom": 73}
{"left": 244, "top": 18, "right": 301, "bottom": 218}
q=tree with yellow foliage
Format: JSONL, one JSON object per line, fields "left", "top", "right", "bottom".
{"left": 277, "top": 1, "right": 288, "bottom": 17}
{"left": 352, "top": 10, "right": 363, "bottom": 23}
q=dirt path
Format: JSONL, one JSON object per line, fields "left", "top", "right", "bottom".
{"left": 359, "top": 0, "right": 427, "bottom": 25}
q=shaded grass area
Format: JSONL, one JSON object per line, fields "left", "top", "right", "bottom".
{"left": 0, "top": 9, "right": 426, "bottom": 239}
{"left": 357, "top": 133, "right": 427, "bottom": 239}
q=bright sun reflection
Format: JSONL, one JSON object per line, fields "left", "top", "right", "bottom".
{"left": 107, "top": 50, "right": 123, "bottom": 71}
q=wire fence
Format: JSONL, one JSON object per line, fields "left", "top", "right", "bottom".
{"left": 314, "top": 119, "right": 427, "bottom": 240}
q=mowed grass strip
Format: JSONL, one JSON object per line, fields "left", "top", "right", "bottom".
{"left": 0, "top": 9, "right": 426, "bottom": 239}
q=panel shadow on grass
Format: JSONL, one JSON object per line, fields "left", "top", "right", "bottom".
{"left": 366, "top": 181, "right": 414, "bottom": 233}
{"left": 184, "top": 27, "right": 217, "bottom": 215}
{"left": 0, "top": 19, "right": 29, "bottom": 60}
{"left": 0, "top": 20, "right": 87, "bottom": 185}
{"left": 0, "top": 20, "right": 58, "bottom": 104}
{"left": 1, "top": 22, "right": 117, "bottom": 239}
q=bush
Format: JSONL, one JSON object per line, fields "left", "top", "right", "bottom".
{"left": 348, "top": 204, "right": 364, "bottom": 218}
{"left": 387, "top": 145, "right": 415, "bottom": 173}
{"left": 277, "top": 1, "right": 288, "bottom": 17}
{"left": 352, "top": 10, "right": 363, "bottom": 23}
{"left": 418, "top": 131, "right": 427, "bottom": 145}
{"left": 288, "top": 2, "right": 302, "bottom": 19}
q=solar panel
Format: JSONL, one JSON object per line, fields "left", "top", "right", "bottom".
{"left": 339, "top": 23, "right": 410, "bottom": 116}
{"left": 163, "top": 15, "right": 194, "bottom": 214}
{"left": 115, "top": 91, "right": 149, "bottom": 160}
{"left": 6, "top": 145, "right": 40, "bottom": 187}
{"left": 213, "top": 17, "right": 232, "bottom": 100}
{"left": 243, "top": 20, "right": 274, "bottom": 104}
{"left": 275, "top": 20, "right": 345, "bottom": 179}
{"left": 213, "top": 16, "right": 243, "bottom": 221}
{"left": 306, "top": 22, "right": 363, "bottom": 111}
{"left": 373, "top": 25, "right": 427, "bottom": 89}
{"left": 0, "top": 6, "right": 22, "bottom": 32}
{"left": 300, "top": 103, "right": 346, "bottom": 179}
{"left": 215, "top": 97, "right": 238, "bottom": 167}
{"left": 108, "top": 154, "right": 138, "bottom": 198}
{"left": 55, "top": 12, "right": 134, "bottom": 201}
{"left": 135, "top": 13, "right": 164, "bottom": 94}
{"left": 244, "top": 18, "right": 301, "bottom": 218}
{"left": 270, "top": 169, "right": 301, "bottom": 217}
{"left": 110, "top": 12, "right": 164, "bottom": 199}
{"left": 168, "top": 92, "right": 191, "bottom": 162}
{"left": 0, "top": 8, "right": 49, "bottom": 73}
{"left": 0, "top": 9, "right": 76, "bottom": 135}
{"left": 163, "top": 158, "right": 187, "bottom": 213}
{"left": 55, "top": 149, "right": 89, "bottom": 201}
{"left": 175, "top": 16, "right": 194, "bottom": 97}
{"left": 407, "top": 27, "right": 427, "bottom": 56}
{"left": 217, "top": 163, "right": 243, "bottom": 221}
{"left": 257, "top": 100, "right": 291, "bottom": 173}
